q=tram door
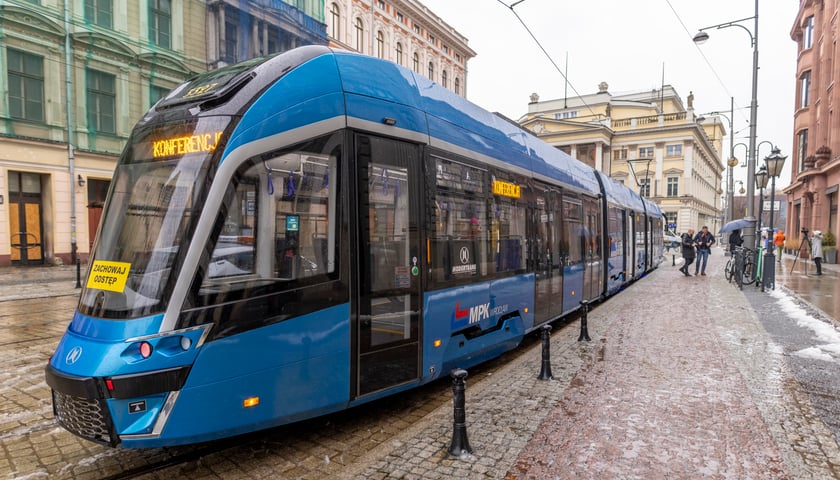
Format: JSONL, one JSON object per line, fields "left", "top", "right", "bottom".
{"left": 533, "top": 189, "right": 563, "bottom": 323}
{"left": 353, "top": 134, "right": 421, "bottom": 397}
{"left": 583, "top": 197, "right": 602, "bottom": 301}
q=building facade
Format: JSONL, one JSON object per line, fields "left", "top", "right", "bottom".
{"left": 519, "top": 84, "right": 725, "bottom": 235}
{"left": 0, "top": 0, "right": 207, "bottom": 266}
{"left": 205, "top": 0, "right": 327, "bottom": 69}
{"left": 0, "top": 0, "right": 329, "bottom": 267}
{"left": 784, "top": 0, "right": 840, "bottom": 253}
{"left": 325, "top": 0, "right": 475, "bottom": 96}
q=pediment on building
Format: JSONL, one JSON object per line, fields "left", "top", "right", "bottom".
{"left": 0, "top": 6, "right": 65, "bottom": 39}
{"left": 663, "top": 168, "right": 683, "bottom": 175}
{"left": 137, "top": 52, "right": 194, "bottom": 77}
{"left": 71, "top": 31, "right": 136, "bottom": 63}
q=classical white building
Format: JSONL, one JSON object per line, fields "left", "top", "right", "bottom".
{"left": 325, "top": 0, "right": 475, "bottom": 96}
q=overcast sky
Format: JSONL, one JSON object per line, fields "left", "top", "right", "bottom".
{"left": 420, "top": 0, "right": 800, "bottom": 189}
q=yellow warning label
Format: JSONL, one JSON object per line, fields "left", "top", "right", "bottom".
{"left": 86, "top": 260, "right": 131, "bottom": 293}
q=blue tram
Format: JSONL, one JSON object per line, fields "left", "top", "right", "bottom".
{"left": 45, "top": 46, "right": 663, "bottom": 448}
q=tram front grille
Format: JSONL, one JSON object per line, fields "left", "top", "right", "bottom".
{"left": 52, "top": 390, "right": 116, "bottom": 446}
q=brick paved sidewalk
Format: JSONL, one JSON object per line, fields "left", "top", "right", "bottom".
{"left": 339, "top": 257, "right": 840, "bottom": 479}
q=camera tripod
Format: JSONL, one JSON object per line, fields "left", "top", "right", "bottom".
{"left": 791, "top": 229, "right": 813, "bottom": 275}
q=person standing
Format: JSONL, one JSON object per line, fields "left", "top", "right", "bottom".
{"left": 811, "top": 230, "right": 824, "bottom": 275}
{"left": 774, "top": 230, "right": 786, "bottom": 262}
{"left": 693, "top": 226, "right": 716, "bottom": 276}
{"left": 679, "top": 228, "right": 696, "bottom": 276}
{"left": 728, "top": 229, "right": 743, "bottom": 255}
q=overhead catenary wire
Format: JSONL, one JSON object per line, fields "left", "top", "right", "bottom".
{"left": 494, "top": 0, "right": 598, "bottom": 119}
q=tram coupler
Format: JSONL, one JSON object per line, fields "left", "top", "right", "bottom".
{"left": 538, "top": 324, "right": 553, "bottom": 380}
{"left": 448, "top": 368, "right": 472, "bottom": 456}
{"left": 578, "top": 300, "right": 592, "bottom": 342}
{"left": 75, "top": 257, "right": 81, "bottom": 289}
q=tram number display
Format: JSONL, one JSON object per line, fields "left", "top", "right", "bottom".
{"left": 86, "top": 260, "right": 132, "bottom": 293}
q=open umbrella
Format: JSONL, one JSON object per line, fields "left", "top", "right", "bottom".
{"left": 719, "top": 218, "right": 754, "bottom": 234}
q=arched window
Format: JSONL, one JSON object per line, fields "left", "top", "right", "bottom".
{"left": 355, "top": 18, "right": 364, "bottom": 52}
{"left": 330, "top": 3, "right": 340, "bottom": 40}
{"left": 395, "top": 42, "right": 403, "bottom": 65}
{"left": 454, "top": 77, "right": 460, "bottom": 95}
{"left": 428, "top": 62, "right": 434, "bottom": 81}
{"left": 376, "top": 31, "right": 384, "bottom": 58}
{"left": 441, "top": 70, "right": 448, "bottom": 89}
{"left": 413, "top": 52, "right": 419, "bottom": 72}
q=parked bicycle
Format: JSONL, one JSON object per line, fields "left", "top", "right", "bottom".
{"left": 725, "top": 246, "right": 756, "bottom": 288}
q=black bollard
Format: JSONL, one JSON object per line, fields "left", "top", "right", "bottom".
{"left": 538, "top": 324, "right": 553, "bottom": 380}
{"left": 578, "top": 300, "right": 591, "bottom": 342}
{"left": 448, "top": 369, "right": 472, "bottom": 456}
{"left": 672, "top": 253, "right": 676, "bottom": 266}
{"left": 75, "top": 257, "right": 82, "bottom": 289}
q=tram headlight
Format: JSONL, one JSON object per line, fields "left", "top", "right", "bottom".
{"left": 179, "top": 336, "right": 192, "bottom": 351}
{"left": 139, "top": 341, "right": 153, "bottom": 359}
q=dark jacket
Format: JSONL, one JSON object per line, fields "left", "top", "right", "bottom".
{"left": 729, "top": 230, "right": 743, "bottom": 253}
{"left": 693, "top": 231, "right": 716, "bottom": 252}
{"left": 681, "top": 233, "right": 696, "bottom": 258}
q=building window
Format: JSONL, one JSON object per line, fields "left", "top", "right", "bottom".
{"left": 150, "top": 84, "right": 170, "bottom": 107}
{"left": 428, "top": 34, "right": 435, "bottom": 44}
{"left": 804, "top": 15, "right": 814, "bottom": 50}
{"left": 800, "top": 70, "right": 811, "bottom": 108}
{"left": 7, "top": 49, "right": 44, "bottom": 122}
{"left": 414, "top": 24, "right": 420, "bottom": 34}
{"left": 612, "top": 149, "right": 628, "bottom": 160}
{"left": 443, "top": 45, "right": 449, "bottom": 54}
{"left": 640, "top": 178, "right": 650, "bottom": 197}
{"left": 395, "top": 42, "right": 403, "bottom": 65}
{"left": 86, "top": 69, "right": 116, "bottom": 134}
{"left": 454, "top": 77, "right": 460, "bottom": 95}
{"left": 396, "top": 12, "right": 403, "bottom": 23}
{"left": 666, "top": 177, "right": 679, "bottom": 196}
{"left": 376, "top": 31, "right": 384, "bottom": 58}
{"left": 355, "top": 18, "right": 364, "bottom": 52}
{"left": 638, "top": 146, "right": 654, "bottom": 158}
{"left": 266, "top": 25, "right": 280, "bottom": 54}
{"left": 553, "top": 111, "right": 578, "bottom": 119}
{"left": 665, "top": 144, "right": 682, "bottom": 157}
{"left": 329, "top": 3, "right": 340, "bottom": 39}
{"left": 85, "top": 0, "right": 113, "bottom": 29}
{"left": 830, "top": 191, "right": 838, "bottom": 234}
{"left": 413, "top": 52, "right": 419, "bottom": 72}
{"left": 149, "top": 0, "right": 171, "bottom": 48}
{"left": 797, "top": 129, "right": 809, "bottom": 172}
{"left": 456, "top": 53, "right": 462, "bottom": 63}
{"left": 441, "top": 70, "right": 448, "bottom": 89}
{"left": 428, "top": 62, "right": 434, "bottom": 81}
{"left": 224, "top": 18, "right": 238, "bottom": 63}
{"left": 377, "top": 0, "right": 385, "bottom": 8}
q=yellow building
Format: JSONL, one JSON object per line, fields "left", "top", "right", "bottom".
{"left": 519, "top": 83, "right": 725, "bottom": 235}
{"left": 0, "top": 1, "right": 207, "bottom": 266}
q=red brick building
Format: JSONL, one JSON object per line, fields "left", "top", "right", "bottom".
{"left": 784, "top": 1, "right": 840, "bottom": 251}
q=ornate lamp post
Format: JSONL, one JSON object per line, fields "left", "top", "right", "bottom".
{"left": 762, "top": 147, "right": 787, "bottom": 291}
{"left": 754, "top": 165, "right": 769, "bottom": 254}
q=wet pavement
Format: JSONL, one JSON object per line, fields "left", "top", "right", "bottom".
{"left": 1, "top": 248, "right": 839, "bottom": 479}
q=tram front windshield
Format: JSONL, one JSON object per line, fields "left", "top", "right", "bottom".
{"left": 78, "top": 116, "right": 231, "bottom": 319}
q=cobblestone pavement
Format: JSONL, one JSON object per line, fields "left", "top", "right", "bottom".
{"left": 2, "top": 253, "right": 840, "bottom": 479}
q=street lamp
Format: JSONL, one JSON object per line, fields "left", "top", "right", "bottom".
{"left": 754, "top": 165, "right": 768, "bottom": 250}
{"left": 698, "top": 97, "right": 737, "bottom": 227}
{"left": 762, "top": 147, "right": 787, "bottom": 291}
{"left": 694, "top": 0, "right": 759, "bottom": 274}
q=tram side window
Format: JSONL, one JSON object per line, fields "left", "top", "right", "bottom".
{"left": 430, "top": 157, "right": 488, "bottom": 282}
{"left": 201, "top": 136, "right": 339, "bottom": 292}
{"left": 608, "top": 206, "right": 623, "bottom": 258}
{"left": 207, "top": 178, "right": 257, "bottom": 278}
{"left": 489, "top": 196, "right": 526, "bottom": 274}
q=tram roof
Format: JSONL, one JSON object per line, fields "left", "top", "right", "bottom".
{"left": 223, "top": 47, "right": 601, "bottom": 196}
